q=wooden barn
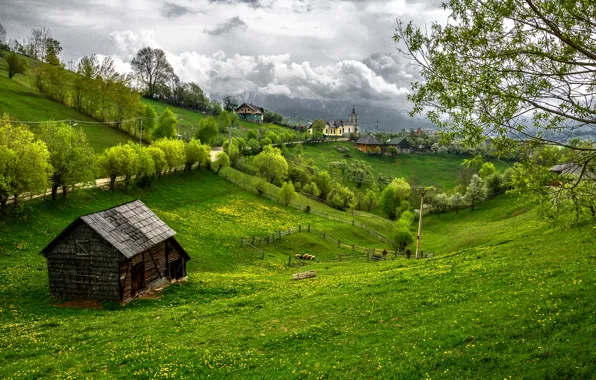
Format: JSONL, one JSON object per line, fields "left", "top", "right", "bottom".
{"left": 41, "top": 200, "right": 190, "bottom": 304}
{"left": 355, "top": 135, "right": 383, "bottom": 153}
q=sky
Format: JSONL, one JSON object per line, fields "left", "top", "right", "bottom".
{"left": 1, "top": 0, "right": 448, "bottom": 109}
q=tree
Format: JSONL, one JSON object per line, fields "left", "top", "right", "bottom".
{"left": 129, "top": 143, "right": 156, "bottom": 188}
{"left": 427, "top": 193, "right": 450, "bottom": 218}
{"left": 228, "top": 143, "right": 240, "bottom": 166}
{"left": 254, "top": 179, "right": 267, "bottom": 196}
{"left": 387, "top": 146, "right": 398, "bottom": 157}
{"left": 311, "top": 119, "right": 326, "bottom": 134}
{"left": 259, "top": 137, "right": 273, "bottom": 146}
{"left": 314, "top": 171, "right": 334, "bottom": 199}
{"left": 465, "top": 175, "right": 488, "bottom": 211}
{"left": 146, "top": 146, "right": 167, "bottom": 177}
{"left": 363, "top": 189, "right": 379, "bottom": 212}
{"left": 327, "top": 185, "right": 355, "bottom": 211}
{"left": 30, "top": 27, "right": 51, "bottom": 61}
{"left": 394, "top": 0, "right": 596, "bottom": 228}
{"left": 217, "top": 110, "right": 231, "bottom": 132}
{"left": 197, "top": 117, "right": 218, "bottom": 145}
{"left": 0, "top": 23, "right": 6, "bottom": 47}
{"left": 152, "top": 138, "right": 185, "bottom": 172}
{"left": 5, "top": 53, "right": 28, "bottom": 79}
{"left": 39, "top": 122, "right": 96, "bottom": 200}
{"left": 279, "top": 182, "right": 297, "bottom": 206}
{"left": 0, "top": 116, "right": 51, "bottom": 211}
{"left": 141, "top": 104, "right": 157, "bottom": 140}
{"left": 154, "top": 108, "right": 177, "bottom": 140}
{"left": 222, "top": 96, "right": 238, "bottom": 112}
{"left": 212, "top": 151, "right": 230, "bottom": 174}
{"left": 185, "top": 139, "right": 205, "bottom": 171}
{"left": 97, "top": 144, "right": 139, "bottom": 191}
{"left": 131, "top": 47, "right": 174, "bottom": 98}
{"left": 302, "top": 182, "right": 321, "bottom": 198}
{"left": 380, "top": 177, "right": 412, "bottom": 219}
{"left": 349, "top": 160, "right": 373, "bottom": 188}
{"left": 479, "top": 162, "right": 497, "bottom": 179}
{"left": 449, "top": 193, "right": 464, "bottom": 214}
{"left": 393, "top": 211, "right": 415, "bottom": 252}
{"left": 254, "top": 145, "right": 288, "bottom": 183}
{"left": 264, "top": 110, "right": 284, "bottom": 124}
{"left": 44, "top": 37, "right": 62, "bottom": 65}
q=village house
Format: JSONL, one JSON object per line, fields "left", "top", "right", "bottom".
{"left": 308, "top": 106, "right": 360, "bottom": 137}
{"left": 354, "top": 134, "right": 383, "bottom": 153}
{"left": 41, "top": 200, "right": 190, "bottom": 305}
{"left": 235, "top": 103, "right": 264, "bottom": 123}
{"left": 386, "top": 137, "right": 412, "bottom": 153}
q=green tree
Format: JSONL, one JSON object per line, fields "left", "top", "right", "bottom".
{"left": 302, "top": 182, "right": 321, "bottom": 198}
{"left": 222, "top": 95, "right": 238, "bottom": 112}
{"left": 465, "top": 175, "right": 488, "bottom": 211}
{"left": 279, "top": 182, "right": 297, "bottom": 206}
{"left": 5, "top": 53, "right": 28, "bottom": 79}
{"left": 97, "top": 144, "right": 139, "bottom": 191}
{"left": 154, "top": 108, "right": 177, "bottom": 140}
{"left": 259, "top": 137, "right": 273, "bottom": 146}
{"left": 228, "top": 143, "right": 240, "bottom": 166}
{"left": 142, "top": 104, "right": 157, "bottom": 140}
{"left": 146, "top": 146, "right": 167, "bottom": 177}
{"left": 197, "top": 117, "right": 218, "bottom": 146}
{"left": 184, "top": 138, "right": 205, "bottom": 171}
{"left": 131, "top": 47, "right": 174, "bottom": 98}
{"left": 254, "top": 145, "right": 288, "bottom": 184}
{"left": 349, "top": 160, "right": 373, "bottom": 188}
{"left": 380, "top": 177, "right": 412, "bottom": 219}
{"left": 314, "top": 171, "right": 334, "bottom": 199}
{"left": 39, "top": 122, "right": 96, "bottom": 200}
{"left": 0, "top": 116, "right": 51, "bottom": 211}
{"left": 363, "top": 189, "right": 378, "bottom": 212}
{"left": 129, "top": 143, "right": 156, "bottom": 188}
{"left": 217, "top": 110, "right": 231, "bottom": 132}
{"left": 212, "top": 151, "right": 230, "bottom": 174}
{"left": 311, "top": 119, "right": 326, "bottom": 134}
{"left": 479, "top": 162, "right": 497, "bottom": 179}
{"left": 152, "top": 138, "right": 185, "bottom": 172}
{"left": 449, "top": 192, "right": 464, "bottom": 214}
{"left": 394, "top": 0, "right": 596, "bottom": 228}
{"left": 327, "top": 185, "right": 355, "bottom": 211}
{"left": 393, "top": 211, "right": 415, "bottom": 252}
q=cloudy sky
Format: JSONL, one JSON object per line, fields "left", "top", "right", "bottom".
{"left": 1, "top": 0, "right": 447, "bottom": 109}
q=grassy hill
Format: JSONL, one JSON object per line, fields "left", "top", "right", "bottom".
{"left": 285, "top": 141, "right": 511, "bottom": 189}
{"left": 0, "top": 54, "right": 133, "bottom": 152}
{"left": 0, "top": 169, "right": 594, "bottom": 378}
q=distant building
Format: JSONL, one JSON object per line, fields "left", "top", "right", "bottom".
{"left": 550, "top": 163, "right": 595, "bottom": 179}
{"left": 355, "top": 135, "right": 382, "bottom": 153}
{"left": 235, "top": 103, "right": 264, "bottom": 123}
{"left": 386, "top": 137, "right": 412, "bottom": 153}
{"left": 308, "top": 106, "right": 360, "bottom": 136}
{"left": 41, "top": 200, "right": 190, "bottom": 305}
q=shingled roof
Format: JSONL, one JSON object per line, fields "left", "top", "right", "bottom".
{"left": 355, "top": 135, "right": 382, "bottom": 145}
{"left": 42, "top": 200, "right": 179, "bottom": 259}
{"left": 236, "top": 103, "right": 264, "bottom": 114}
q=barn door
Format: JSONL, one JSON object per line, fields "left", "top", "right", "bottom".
{"left": 131, "top": 262, "right": 145, "bottom": 296}
{"left": 168, "top": 259, "right": 184, "bottom": 279}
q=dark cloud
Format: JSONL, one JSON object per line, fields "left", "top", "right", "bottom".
{"left": 162, "top": 2, "right": 195, "bottom": 19}
{"left": 204, "top": 16, "right": 248, "bottom": 36}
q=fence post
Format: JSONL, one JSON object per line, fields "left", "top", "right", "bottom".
{"left": 308, "top": 225, "right": 311, "bottom": 232}
{"left": 288, "top": 228, "right": 291, "bottom": 235}
{"left": 352, "top": 219, "right": 355, "bottom": 226}
{"left": 338, "top": 240, "right": 341, "bottom": 248}
{"left": 288, "top": 254, "right": 291, "bottom": 266}
{"left": 252, "top": 237, "right": 255, "bottom": 245}
{"left": 323, "top": 231, "right": 326, "bottom": 239}
{"left": 299, "top": 225, "right": 301, "bottom": 233}
{"left": 279, "top": 230, "right": 282, "bottom": 239}
{"left": 262, "top": 250, "right": 265, "bottom": 260}
{"left": 352, "top": 244, "right": 355, "bottom": 252}
{"left": 240, "top": 238, "right": 243, "bottom": 247}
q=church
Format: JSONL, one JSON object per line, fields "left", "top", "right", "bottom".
{"left": 308, "top": 106, "right": 360, "bottom": 137}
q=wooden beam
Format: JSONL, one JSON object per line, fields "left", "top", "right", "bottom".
{"left": 147, "top": 249, "right": 163, "bottom": 279}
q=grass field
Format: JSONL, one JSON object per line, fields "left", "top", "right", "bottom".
{"left": 0, "top": 55, "right": 133, "bottom": 153}
{"left": 0, "top": 168, "right": 594, "bottom": 378}
{"left": 286, "top": 141, "right": 511, "bottom": 190}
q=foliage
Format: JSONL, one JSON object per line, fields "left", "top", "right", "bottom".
{"left": 154, "top": 108, "right": 177, "bottom": 140}
{"left": 152, "top": 138, "right": 185, "bottom": 172}
{"left": 302, "top": 182, "right": 321, "bottom": 198}
{"left": 146, "top": 146, "right": 167, "bottom": 176}
{"left": 254, "top": 178, "right": 267, "bottom": 196}
{"left": 327, "top": 185, "right": 355, "bottom": 211}
{"left": 227, "top": 143, "right": 240, "bottom": 166}
{"left": 380, "top": 177, "right": 412, "bottom": 220}
{"left": 479, "top": 162, "right": 497, "bottom": 179}
{"left": 449, "top": 192, "right": 464, "bottom": 214}
{"left": 129, "top": 143, "right": 156, "bottom": 188}
{"left": 38, "top": 122, "right": 96, "bottom": 200}
{"left": 465, "top": 174, "right": 488, "bottom": 211}
{"left": 314, "top": 171, "right": 334, "bottom": 199}
{"left": 131, "top": 47, "right": 174, "bottom": 99}
{"left": 212, "top": 151, "right": 230, "bottom": 175}
{"left": 311, "top": 119, "right": 326, "bottom": 134}
{"left": 264, "top": 110, "right": 284, "bottom": 124}
{"left": 0, "top": 116, "right": 51, "bottom": 211}
{"left": 278, "top": 182, "right": 297, "bottom": 206}
{"left": 392, "top": 210, "right": 415, "bottom": 251}
{"left": 217, "top": 110, "right": 231, "bottom": 132}
{"left": 97, "top": 144, "right": 139, "bottom": 191}
{"left": 386, "top": 146, "right": 398, "bottom": 157}
{"left": 5, "top": 53, "right": 28, "bottom": 78}
{"left": 348, "top": 160, "right": 373, "bottom": 188}
{"left": 254, "top": 145, "right": 288, "bottom": 184}
{"left": 141, "top": 104, "right": 157, "bottom": 139}
{"left": 185, "top": 139, "right": 209, "bottom": 171}
{"left": 222, "top": 95, "right": 238, "bottom": 112}
{"left": 196, "top": 116, "right": 218, "bottom": 146}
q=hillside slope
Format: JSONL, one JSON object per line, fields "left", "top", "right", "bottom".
{"left": 0, "top": 55, "right": 133, "bottom": 152}
{"left": 0, "top": 170, "right": 594, "bottom": 378}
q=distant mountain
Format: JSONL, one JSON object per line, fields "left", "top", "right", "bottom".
{"left": 218, "top": 92, "right": 436, "bottom": 132}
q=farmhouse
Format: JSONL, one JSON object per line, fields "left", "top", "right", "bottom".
{"left": 308, "top": 106, "right": 360, "bottom": 137}
{"left": 41, "top": 200, "right": 190, "bottom": 304}
{"left": 386, "top": 137, "right": 412, "bottom": 153}
{"left": 354, "top": 134, "right": 382, "bottom": 153}
{"left": 235, "top": 103, "right": 264, "bottom": 123}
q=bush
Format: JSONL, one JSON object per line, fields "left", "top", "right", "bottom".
{"left": 279, "top": 182, "right": 297, "bottom": 206}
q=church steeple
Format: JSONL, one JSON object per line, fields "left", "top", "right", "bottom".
{"left": 350, "top": 105, "right": 359, "bottom": 134}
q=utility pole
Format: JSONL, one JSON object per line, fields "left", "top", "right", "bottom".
{"left": 376, "top": 120, "right": 380, "bottom": 132}
{"left": 414, "top": 186, "right": 435, "bottom": 259}
{"left": 139, "top": 117, "right": 143, "bottom": 145}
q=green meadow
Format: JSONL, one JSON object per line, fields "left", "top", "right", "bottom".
{"left": 1, "top": 170, "right": 594, "bottom": 378}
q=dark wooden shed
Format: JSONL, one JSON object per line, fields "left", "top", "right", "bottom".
{"left": 41, "top": 200, "right": 190, "bottom": 304}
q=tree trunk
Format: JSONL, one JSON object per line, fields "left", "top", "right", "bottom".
{"left": 216, "top": 166, "right": 222, "bottom": 174}
{"left": 0, "top": 198, "right": 7, "bottom": 214}
{"left": 62, "top": 185, "right": 68, "bottom": 198}
{"left": 52, "top": 185, "right": 58, "bottom": 201}
{"left": 110, "top": 176, "right": 116, "bottom": 191}
{"left": 12, "top": 194, "right": 18, "bottom": 207}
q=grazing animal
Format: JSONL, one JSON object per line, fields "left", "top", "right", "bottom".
{"left": 295, "top": 254, "right": 302, "bottom": 259}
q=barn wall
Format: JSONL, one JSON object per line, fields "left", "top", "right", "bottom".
{"left": 120, "top": 241, "right": 169, "bottom": 304}
{"left": 46, "top": 223, "right": 122, "bottom": 302}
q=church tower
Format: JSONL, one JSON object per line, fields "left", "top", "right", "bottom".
{"left": 350, "top": 105, "right": 359, "bottom": 134}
